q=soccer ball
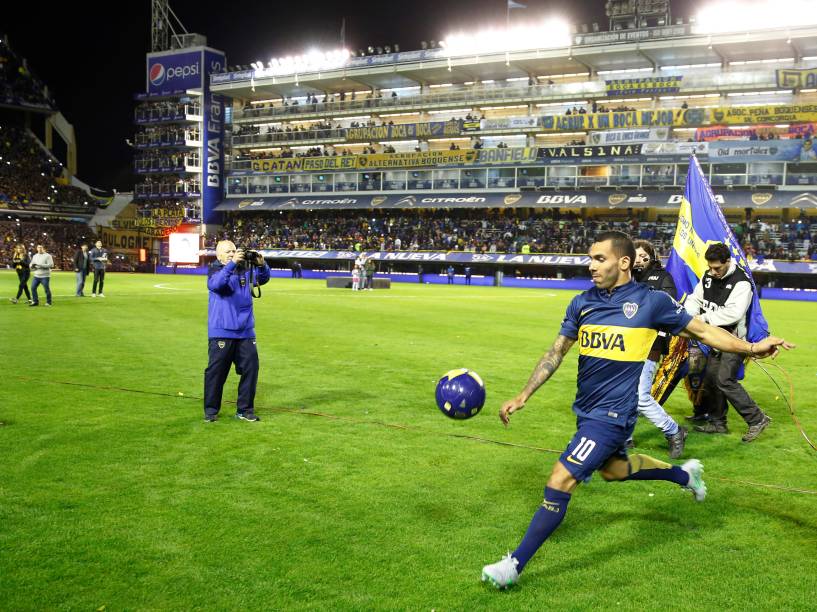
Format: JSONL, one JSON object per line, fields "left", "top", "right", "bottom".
{"left": 435, "top": 368, "right": 486, "bottom": 419}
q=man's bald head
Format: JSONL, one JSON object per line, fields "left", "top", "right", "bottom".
{"left": 216, "top": 240, "right": 237, "bottom": 264}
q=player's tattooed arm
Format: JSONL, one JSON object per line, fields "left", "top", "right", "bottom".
{"left": 521, "top": 334, "right": 575, "bottom": 398}
{"left": 500, "top": 334, "right": 575, "bottom": 425}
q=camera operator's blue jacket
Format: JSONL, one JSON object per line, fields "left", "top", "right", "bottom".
{"left": 207, "top": 260, "right": 270, "bottom": 339}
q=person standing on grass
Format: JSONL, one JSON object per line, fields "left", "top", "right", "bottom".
{"left": 631, "top": 239, "right": 687, "bottom": 458}
{"left": 73, "top": 243, "right": 91, "bottom": 297}
{"left": 447, "top": 264, "right": 455, "bottom": 284}
{"left": 364, "top": 257, "right": 375, "bottom": 291}
{"left": 464, "top": 265, "right": 472, "bottom": 285}
{"left": 684, "top": 243, "right": 772, "bottom": 443}
{"left": 351, "top": 264, "right": 361, "bottom": 291}
{"left": 9, "top": 244, "right": 31, "bottom": 304}
{"left": 480, "top": 231, "right": 793, "bottom": 590}
{"left": 29, "top": 244, "right": 54, "bottom": 307}
{"left": 89, "top": 240, "right": 109, "bottom": 297}
{"left": 204, "top": 240, "right": 270, "bottom": 423}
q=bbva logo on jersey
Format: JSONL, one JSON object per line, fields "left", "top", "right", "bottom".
{"left": 580, "top": 330, "right": 626, "bottom": 352}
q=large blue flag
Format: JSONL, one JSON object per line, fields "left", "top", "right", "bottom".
{"left": 666, "top": 155, "right": 769, "bottom": 343}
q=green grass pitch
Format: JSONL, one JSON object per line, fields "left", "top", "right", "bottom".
{"left": 1, "top": 271, "right": 816, "bottom": 610}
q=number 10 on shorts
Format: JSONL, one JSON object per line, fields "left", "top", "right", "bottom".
{"left": 570, "top": 436, "right": 596, "bottom": 462}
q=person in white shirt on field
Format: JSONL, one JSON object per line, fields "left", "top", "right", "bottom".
{"left": 29, "top": 244, "right": 54, "bottom": 307}
{"left": 351, "top": 265, "right": 361, "bottom": 291}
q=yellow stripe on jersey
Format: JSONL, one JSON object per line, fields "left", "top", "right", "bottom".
{"left": 577, "top": 324, "right": 657, "bottom": 362}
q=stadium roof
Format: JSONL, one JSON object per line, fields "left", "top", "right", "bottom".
{"left": 212, "top": 26, "right": 817, "bottom": 100}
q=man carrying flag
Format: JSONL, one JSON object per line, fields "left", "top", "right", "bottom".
{"left": 683, "top": 243, "right": 771, "bottom": 441}
{"left": 665, "top": 155, "right": 772, "bottom": 442}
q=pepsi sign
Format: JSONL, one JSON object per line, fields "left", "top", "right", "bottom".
{"left": 145, "top": 50, "right": 203, "bottom": 95}
{"left": 149, "top": 63, "right": 165, "bottom": 86}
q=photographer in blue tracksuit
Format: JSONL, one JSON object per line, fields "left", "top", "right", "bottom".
{"left": 204, "top": 240, "right": 270, "bottom": 422}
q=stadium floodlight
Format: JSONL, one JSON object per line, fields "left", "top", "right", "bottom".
{"left": 693, "top": 1, "right": 817, "bottom": 34}
{"left": 441, "top": 18, "right": 571, "bottom": 57}
{"left": 255, "top": 48, "right": 354, "bottom": 77}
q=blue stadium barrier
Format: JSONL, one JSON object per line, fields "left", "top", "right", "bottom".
{"left": 155, "top": 266, "right": 817, "bottom": 300}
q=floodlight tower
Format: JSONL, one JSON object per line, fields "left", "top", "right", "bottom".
{"left": 607, "top": 0, "right": 671, "bottom": 31}
{"left": 151, "top": 0, "right": 192, "bottom": 52}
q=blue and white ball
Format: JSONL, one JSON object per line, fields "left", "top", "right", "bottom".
{"left": 435, "top": 368, "right": 486, "bottom": 419}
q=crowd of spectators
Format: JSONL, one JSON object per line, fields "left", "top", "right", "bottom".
{"left": 134, "top": 151, "right": 199, "bottom": 172}
{"left": 233, "top": 116, "right": 466, "bottom": 144}
{"left": 233, "top": 76, "right": 661, "bottom": 120}
{"left": 241, "top": 89, "right": 396, "bottom": 117}
{"left": 134, "top": 98, "right": 201, "bottom": 123}
{"left": 134, "top": 126, "right": 200, "bottom": 147}
{"left": 0, "top": 126, "right": 95, "bottom": 212}
{"left": 1, "top": 218, "right": 96, "bottom": 270}
{"left": 0, "top": 38, "right": 55, "bottom": 109}
{"left": 210, "top": 210, "right": 817, "bottom": 260}
{"left": 738, "top": 218, "right": 817, "bottom": 261}
{"left": 212, "top": 210, "right": 648, "bottom": 254}
{"left": 134, "top": 175, "right": 201, "bottom": 198}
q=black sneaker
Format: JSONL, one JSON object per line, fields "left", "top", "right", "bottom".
{"left": 236, "top": 413, "right": 260, "bottom": 422}
{"left": 742, "top": 414, "right": 771, "bottom": 443}
{"left": 204, "top": 414, "right": 218, "bottom": 423}
{"left": 694, "top": 421, "right": 728, "bottom": 434}
{"left": 29, "top": 302, "right": 38, "bottom": 307}
{"left": 625, "top": 438, "right": 635, "bottom": 449}
{"left": 666, "top": 426, "right": 688, "bottom": 459}
{"left": 685, "top": 413, "right": 709, "bottom": 425}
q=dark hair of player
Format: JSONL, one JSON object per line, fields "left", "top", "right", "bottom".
{"left": 594, "top": 230, "right": 636, "bottom": 270}
{"left": 704, "top": 242, "right": 731, "bottom": 263}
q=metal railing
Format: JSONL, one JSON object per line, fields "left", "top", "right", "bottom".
{"left": 225, "top": 160, "right": 815, "bottom": 196}
{"left": 229, "top": 68, "right": 787, "bottom": 124}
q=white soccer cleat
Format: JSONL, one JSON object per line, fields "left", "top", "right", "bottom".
{"left": 682, "top": 459, "right": 707, "bottom": 502}
{"left": 481, "top": 553, "right": 519, "bottom": 589}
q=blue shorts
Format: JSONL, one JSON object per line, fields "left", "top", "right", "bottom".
{"left": 558, "top": 416, "right": 636, "bottom": 482}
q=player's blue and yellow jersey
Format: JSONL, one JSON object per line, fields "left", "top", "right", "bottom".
{"left": 559, "top": 280, "right": 692, "bottom": 426}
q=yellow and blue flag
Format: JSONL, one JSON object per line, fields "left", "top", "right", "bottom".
{"left": 666, "top": 155, "right": 769, "bottom": 343}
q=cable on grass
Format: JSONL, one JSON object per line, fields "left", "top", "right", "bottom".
{"left": 749, "top": 358, "right": 816, "bottom": 453}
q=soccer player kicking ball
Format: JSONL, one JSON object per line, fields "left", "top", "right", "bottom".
{"left": 481, "top": 231, "right": 794, "bottom": 589}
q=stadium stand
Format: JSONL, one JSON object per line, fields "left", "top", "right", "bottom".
{"left": 0, "top": 125, "right": 97, "bottom": 214}
{"left": 213, "top": 210, "right": 817, "bottom": 260}
{"left": 0, "top": 37, "right": 55, "bottom": 110}
{"left": 201, "top": 10, "right": 817, "bottom": 292}
{"left": 1, "top": 218, "right": 96, "bottom": 270}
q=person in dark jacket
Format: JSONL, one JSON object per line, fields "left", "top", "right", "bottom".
{"left": 203, "top": 240, "right": 270, "bottom": 422}
{"left": 10, "top": 244, "right": 31, "bottom": 304}
{"left": 89, "top": 240, "right": 109, "bottom": 297}
{"left": 633, "top": 239, "right": 687, "bottom": 458}
{"left": 73, "top": 244, "right": 91, "bottom": 297}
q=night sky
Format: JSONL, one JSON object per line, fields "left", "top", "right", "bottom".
{"left": 5, "top": 0, "right": 697, "bottom": 190}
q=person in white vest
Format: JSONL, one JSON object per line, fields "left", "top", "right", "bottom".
{"left": 29, "top": 244, "right": 54, "bottom": 307}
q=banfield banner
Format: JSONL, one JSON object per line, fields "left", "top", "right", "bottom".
{"left": 146, "top": 50, "right": 203, "bottom": 96}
